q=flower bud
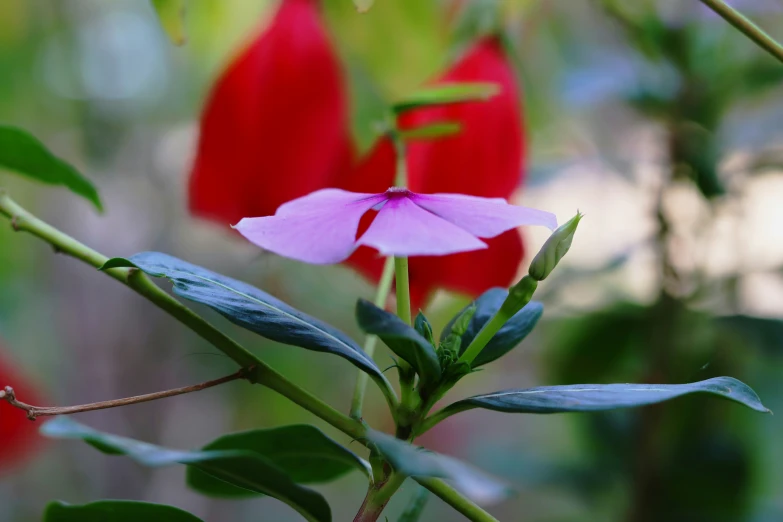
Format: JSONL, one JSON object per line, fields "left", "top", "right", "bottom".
{"left": 528, "top": 211, "right": 583, "bottom": 281}
{"left": 414, "top": 312, "right": 434, "bottom": 346}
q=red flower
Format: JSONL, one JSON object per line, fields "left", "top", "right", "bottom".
{"left": 0, "top": 349, "right": 44, "bottom": 472}
{"left": 189, "top": 0, "right": 352, "bottom": 226}
{"left": 339, "top": 37, "right": 526, "bottom": 308}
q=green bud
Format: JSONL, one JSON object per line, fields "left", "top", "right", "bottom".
{"left": 414, "top": 312, "right": 434, "bottom": 346}
{"left": 528, "top": 211, "right": 583, "bottom": 281}
{"left": 451, "top": 303, "right": 476, "bottom": 337}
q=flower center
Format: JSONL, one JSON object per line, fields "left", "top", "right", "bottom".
{"left": 385, "top": 187, "right": 412, "bottom": 198}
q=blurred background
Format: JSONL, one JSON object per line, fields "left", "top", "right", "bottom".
{"left": 2, "top": 0, "right": 783, "bottom": 520}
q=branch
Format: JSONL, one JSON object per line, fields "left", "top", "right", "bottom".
{"left": 0, "top": 191, "right": 497, "bottom": 521}
{"left": 1, "top": 368, "right": 251, "bottom": 420}
{"left": 699, "top": 0, "right": 783, "bottom": 63}
{"left": 0, "top": 190, "right": 366, "bottom": 440}
{"left": 414, "top": 478, "right": 500, "bottom": 522}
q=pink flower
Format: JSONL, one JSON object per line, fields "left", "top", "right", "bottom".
{"left": 235, "top": 188, "right": 556, "bottom": 264}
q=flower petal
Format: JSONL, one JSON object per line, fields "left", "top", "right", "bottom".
{"left": 235, "top": 189, "right": 385, "bottom": 264}
{"left": 411, "top": 193, "right": 557, "bottom": 237}
{"left": 188, "top": 0, "right": 353, "bottom": 226}
{"left": 358, "top": 197, "right": 487, "bottom": 257}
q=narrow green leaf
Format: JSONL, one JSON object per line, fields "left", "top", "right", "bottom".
{"left": 356, "top": 299, "right": 441, "bottom": 387}
{"left": 0, "top": 126, "right": 101, "bottom": 210}
{"left": 151, "top": 0, "right": 187, "bottom": 45}
{"left": 41, "top": 418, "right": 332, "bottom": 522}
{"left": 100, "top": 252, "right": 383, "bottom": 380}
{"left": 187, "top": 425, "right": 371, "bottom": 498}
{"left": 44, "top": 501, "right": 204, "bottom": 522}
{"left": 366, "top": 430, "right": 511, "bottom": 505}
{"left": 441, "top": 377, "right": 771, "bottom": 416}
{"left": 441, "top": 288, "right": 543, "bottom": 367}
{"left": 392, "top": 83, "right": 500, "bottom": 114}
{"left": 399, "top": 122, "right": 462, "bottom": 142}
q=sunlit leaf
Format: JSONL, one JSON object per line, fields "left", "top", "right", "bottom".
{"left": 44, "top": 501, "right": 204, "bottom": 522}
{"left": 41, "top": 418, "right": 332, "bottom": 522}
{"left": 366, "top": 430, "right": 511, "bottom": 505}
{"left": 187, "top": 425, "right": 371, "bottom": 498}
{"left": 0, "top": 126, "right": 101, "bottom": 210}
{"left": 392, "top": 83, "right": 499, "bottom": 113}
{"left": 151, "top": 0, "right": 187, "bottom": 45}
{"left": 101, "top": 253, "right": 383, "bottom": 380}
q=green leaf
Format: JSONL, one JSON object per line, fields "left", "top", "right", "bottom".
{"left": 391, "top": 83, "right": 500, "bottom": 113}
{"left": 0, "top": 126, "right": 101, "bottom": 210}
{"left": 441, "top": 288, "right": 543, "bottom": 367}
{"left": 353, "top": 0, "right": 375, "bottom": 13}
{"left": 151, "top": 0, "right": 187, "bottom": 45}
{"left": 101, "top": 253, "right": 383, "bottom": 380}
{"left": 439, "top": 377, "right": 771, "bottom": 416}
{"left": 41, "top": 418, "right": 332, "bottom": 522}
{"left": 399, "top": 122, "right": 462, "bottom": 141}
{"left": 44, "top": 501, "right": 204, "bottom": 522}
{"left": 187, "top": 425, "right": 371, "bottom": 498}
{"left": 413, "top": 312, "right": 434, "bottom": 347}
{"left": 366, "top": 430, "right": 510, "bottom": 505}
{"left": 356, "top": 299, "right": 441, "bottom": 388}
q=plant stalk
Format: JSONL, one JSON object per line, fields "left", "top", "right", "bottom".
{"left": 1, "top": 369, "right": 249, "bottom": 419}
{"left": 351, "top": 256, "right": 396, "bottom": 420}
{"left": 699, "top": 0, "right": 783, "bottom": 63}
{"left": 353, "top": 472, "right": 406, "bottom": 522}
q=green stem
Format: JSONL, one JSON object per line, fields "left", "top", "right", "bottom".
{"left": 394, "top": 256, "right": 416, "bottom": 413}
{"left": 353, "top": 472, "right": 406, "bottom": 522}
{"left": 392, "top": 132, "right": 408, "bottom": 187}
{"left": 394, "top": 256, "right": 412, "bottom": 325}
{"left": 414, "top": 478, "right": 500, "bottom": 522}
{"left": 351, "top": 257, "right": 397, "bottom": 420}
{"left": 0, "top": 190, "right": 366, "bottom": 441}
{"left": 0, "top": 191, "right": 498, "bottom": 522}
{"left": 416, "top": 402, "right": 472, "bottom": 435}
{"left": 457, "top": 309, "right": 509, "bottom": 366}
{"left": 699, "top": 0, "right": 783, "bottom": 63}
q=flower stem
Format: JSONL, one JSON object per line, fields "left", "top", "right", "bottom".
{"left": 394, "top": 256, "right": 412, "bottom": 325}
{"left": 699, "top": 0, "right": 783, "bottom": 63}
{"left": 414, "top": 478, "right": 499, "bottom": 522}
{"left": 392, "top": 132, "right": 408, "bottom": 187}
{"left": 457, "top": 309, "right": 509, "bottom": 366}
{"left": 351, "top": 257, "right": 397, "bottom": 420}
{"left": 353, "top": 472, "right": 406, "bottom": 522}
{"left": 394, "top": 256, "right": 416, "bottom": 413}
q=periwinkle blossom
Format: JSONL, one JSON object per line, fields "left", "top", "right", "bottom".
{"left": 235, "top": 188, "right": 557, "bottom": 264}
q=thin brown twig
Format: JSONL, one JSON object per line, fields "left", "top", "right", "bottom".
{"left": 0, "top": 367, "right": 252, "bottom": 420}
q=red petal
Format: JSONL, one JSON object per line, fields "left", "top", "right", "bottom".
{"left": 343, "top": 37, "right": 526, "bottom": 307}
{"left": 0, "top": 350, "right": 45, "bottom": 472}
{"left": 189, "top": 0, "right": 353, "bottom": 226}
